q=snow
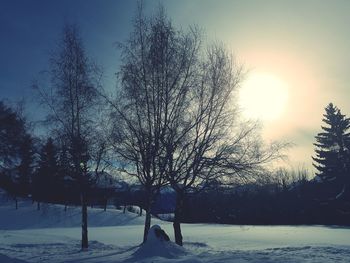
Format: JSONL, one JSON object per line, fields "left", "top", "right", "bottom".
{"left": 132, "top": 225, "right": 187, "bottom": 259}
{"left": 0, "top": 193, "right": 350, "bottom": 262}
{"left": 0, "top": 200, "right": 146, "bottom": 230}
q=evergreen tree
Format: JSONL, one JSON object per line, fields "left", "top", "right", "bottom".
{"left": 16, "top": 134, "right": 35, "bottom": 195}
{"left": 0, "top": 101, "right": 34, "bottom": 197}
{"left": 38, "top": 138, "right": 59, "bottom": 180}
{"left": 57, "top": 144, "right": 72, "bottom": 182}
{"left": 313, "top": 103, "right": 350, "bottom": 185}
{"left": 56, "top": 143, "right": 74, "bottom": 209}
{"left": 0, "top": 101, "right": 26, "bottom": 180}
{"left": 33, "top": 138, "right": 59, "bottom": 202}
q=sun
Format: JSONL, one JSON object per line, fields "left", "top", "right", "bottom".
{"left": 239, "top": 72, "right": 289, "bottom": 121}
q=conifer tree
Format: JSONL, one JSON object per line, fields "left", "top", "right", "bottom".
{"left": 33, "top": 137, "right": 59, "bottom": 203}
{"left": 0, "top": 101, "right": 26, "bottom": 175}
{"left": 0, "top": 101, "right": 34, "bottom": 198}
{"left": 313, "top": 103, "right": 350, "bottom": 185}
{"left": 16, "top": 134, "right": 35, "bottom": 195}
{"left": 39, "top": 138, "right": 58, "bottom": 176}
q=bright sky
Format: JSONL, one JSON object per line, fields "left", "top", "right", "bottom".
{"left": 1, "top": 0, "right": 350, "bottom": 173}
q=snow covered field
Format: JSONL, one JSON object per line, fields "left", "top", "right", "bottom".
{"left": 0, "top": 196, "right": 349, "bottom": 262}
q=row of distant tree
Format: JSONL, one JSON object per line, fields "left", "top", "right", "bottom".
{"left": 182, "top": 167, "right": 350, "bottom": 226}
{"left": 0, "top": 101, "right": 111, "bottom": 202}
{"left": 2, "top": 100, "right": 348, "bottom": 227}
{"left": 1, "top": 101, "right": 350, "bottom": 246}
{"left": 180, "top": 102, "right": 350, "bottom": 225}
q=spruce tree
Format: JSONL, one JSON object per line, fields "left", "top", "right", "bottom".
{"left": 38, "top": 138, "right": 59, "bottom": 179}
{"left": 313, "top": 103, "right": 350, "bottom": 185}
{"left": 0, "top": 101, "right": 26, "bottom": 173}
{"left": 33, "top": 137, "right": 59, "bottom": 202}
{"left": 16, "top": 134, "right": 35, "bottom": 195}
{"left": 0, "top": 101, "right": 34, "bottom": 197}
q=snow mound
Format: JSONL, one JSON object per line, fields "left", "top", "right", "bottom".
{"left": 132, "top": 225, "right": 188, "bottom": 260}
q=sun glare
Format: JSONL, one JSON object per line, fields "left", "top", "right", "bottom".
{"left": 239, "top": 72, "right": 289, "bottom": 121}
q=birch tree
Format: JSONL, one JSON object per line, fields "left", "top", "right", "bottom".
{"left": 34, "top": 24, "right": 102, "bottom": 250}
{"left": 111, "top": 5, "right": 285, "bottom": 245}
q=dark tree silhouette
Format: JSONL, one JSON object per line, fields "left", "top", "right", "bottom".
{"left": 313, "top": 103, "right": 350, "bottom": 199}
{"left": 0, "top": 101, "right": 27, "bottom": 181}
{"left": 162, "top": 44, "right": 284, "bottom": 246}
{"left": 108, "top": 5, "right": 177, "bottom": 242}
{"left": 0, "top": 101, "right": 34, "bottom": 207}
{"left": 34, "top": 24, "right": 103, "bottom": 250}
{"left": 16, "top": 133, "right": 34, "bottom": 196}
{"left": 38, "top": 138, "right": 59, "bottom": 182}
{"left": 109, "top": 4, "right": 285, "bottom": 246}
{"left": 33, "top": 137, "right": 59, "bottom": 209}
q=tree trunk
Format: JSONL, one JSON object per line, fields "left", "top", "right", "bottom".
{"left": 104, "top": 198, "right": 107, "bottom": 211}
{"left": 173, "top": 192, "right": 184, "bottom": 246}
{"left": 139, "top": 207, "right": 142, "bottom": 216}
{"left": 81, "top": 192, "right": 88, "bottom": 250}
{"left": 143, "top": 209, "right": 151, "bottom": 243}
{"left": 37, "top": 201, "right": 40, "bottom": 211}
{"left": 142, "top": 193, "right": 153, "bottom": 243}
{"left": 123, "top": 205, "right": 126, "bottom": 213}
{"left": 15, "top": 197, "right": 18, "bottom": 210}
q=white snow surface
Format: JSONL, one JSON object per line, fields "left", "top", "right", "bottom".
{"left": 0, "top": 193, "right": 349, "bottom": 262}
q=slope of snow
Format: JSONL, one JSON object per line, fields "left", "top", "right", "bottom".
{"left": 0, "top": 193, "right": 350, "bottom": 262}
{"left": 0, "top": 198, "right": 146, "bottom": 230}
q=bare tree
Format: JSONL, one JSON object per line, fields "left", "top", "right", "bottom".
{"left": 34, "top": 24, "right": 102, "bottom": 250}
{"left": 161, "top": 44, "right": 286, "bottom": 245}
{"left": 107, "top": 4, "right": 202, "bottom": 242}
{"left": 110, "top": 4, "right": 285, "bottom": 246}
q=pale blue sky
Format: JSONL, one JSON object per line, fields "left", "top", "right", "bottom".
{"left": 1, "top": 0, "right": 350, "bottom": 173}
